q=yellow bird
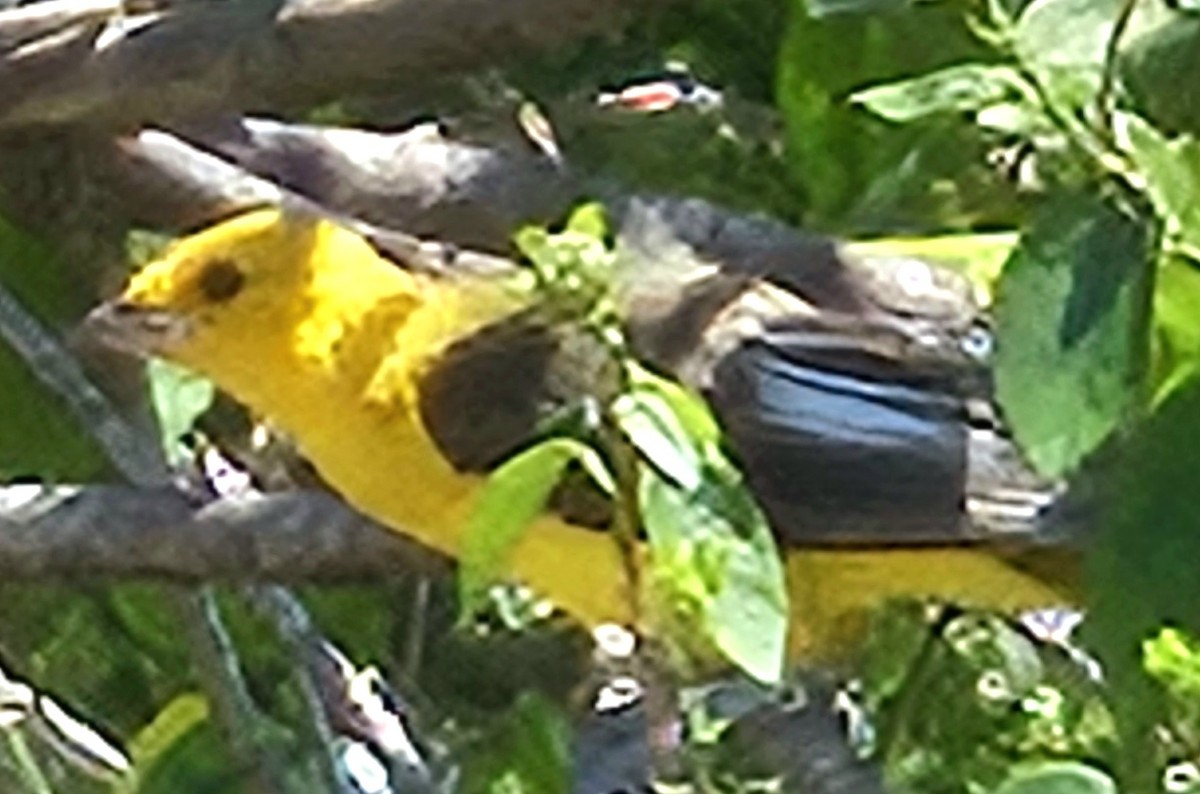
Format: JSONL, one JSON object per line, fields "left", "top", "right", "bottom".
{"left": 86, "top": 208, "right": 1078, "bottom": 664}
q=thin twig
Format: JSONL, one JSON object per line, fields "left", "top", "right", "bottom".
{"left": 0, "top": 282, "right": 168, "bottom": 485}
{"left": 605, "top": 416, "right": 644, "bottom": 623}
{"left": 401, "top": 577, "right": 431, "bottom": 683}
{"left": 173, "top": 590, "right": 286, "bottom": 794}
{"left": 248, "top": 586, "right": 353, "bottom": 794}
{"left": 5, "top": 729, "right": 53, "bottom": 794}
{"left": 0, "top": 280, "right": 286, "bottom": 792}
{"left": 1096, "top": 0, "right": 1141, "bottom": 142}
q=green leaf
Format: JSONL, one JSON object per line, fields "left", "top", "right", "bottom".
{"left": 615, "top": 364, "right": 786, "bottom": 681}
{"left": 1151, "top": 254, "right": 1200, "bottom": 402}
{"left": 564, "top": 202, "right": 608, "bottom": 241}
{"left": 460, "top": 693, "right": 571, "bottom": 794}
{"left": 1114, "top": 111, "right": 1200, "bottom": 253}
{"left": 460, "top": 438, "right": 612, "bottom": 616}
{"left": 1144, "top": 627, "right": 1200, "bottom": 698}
{"left": 513, "top": 226, "right": 556, "bottom": 282}
{"left": 0, "top": 214, "right": 108, "bottom": 481}
{"left": 120, "top": 694, "right": 209, "bottom": 794}
{"left": 1014, "top": 0, "right": 1123, "bottom": 112}
{"left": 1083, "top": 375, "right": 1200, "bottom": 786}
{"left": 974, "top": 99, "right": 1055, "bottom": 137}
{"left": 992, "top": 762, "right": 1117, "bottom": 794}
{"left": 851, "top": 64, "right": 1033, "bottom": 123}
{"left": 613, "top": 388, "right": 703, "bottom": 491}
{"left": 513, "top": 226, "right": 550, "bottom": 264}
{"left": 862, "top": 597, "right": 1114, "bottom": 791}
{"left": 777, "top": 1, "right": 1007, "bottom": 225}
{"left": 640, "top": 464, "right": 787, "bottom": 684}
{"left": 131, "top": 718, "right": 240, "bottom": 794}
{"left": 625, "top": 362, "right": 722, "bottom": 444}
{"left": 146, "top": 358, "right": 214, "bottom": 466}
{"left": 515, "top": 207, "right": 615, "bottom": 307}
{"left": 1119, "top": 9, "right": 1200, "bottom": 135}
{"left": 859, "top": 600, "right": 936, "bottom": 704}
{"left": 942, "top": 613, "right": 1044, "bottom": 695}
{"left": 994, "top": 192, "right": 1155, "bottom": 477}
{"left": 1091, "top": 384, "right": 1200, "bottom": 622}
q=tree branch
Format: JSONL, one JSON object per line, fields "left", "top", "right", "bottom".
{"left": 0, "top": 0, "right": 119, "bottom": 53}
{"left": 111, "top": 120, "right": 874, "bottom": 313}
{"left": 0, "top": 485, "right": 448, "bottom": 581}
{"left": 0, "top": 0, "right": 676, "bottom": 131}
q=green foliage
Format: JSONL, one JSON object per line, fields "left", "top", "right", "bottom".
{"left": 568, "top": 104, "right": 803, "bottom": 224}
{"left": 1150, "top": 253, "right": 1200, "bottom": 402}
{"left": 1012, "top": 0, "right": 1123, "bottom": 112}
{"left": 1084, "top": 374, "right": 1200, "bottom": 786}
{"left": 777, "top": 0, "right": 1015, "bottom": 231}
{"left": 992, "top": 762, "right": 1117, "bottom": 794}
{"left": 125, "top": 720, "right": 241, "bottom": 794}
{"left": 470, "top": 208, "right": 789, "bottom": 683}
{"left": 0, "top": 585, "right": 209, "bottom": 792}
{"left": 1120, "top": 7, "right": 1200, "bottom": 135}
{"left": 861, "top": 603, "right": 1115, "bottom": 793}
{"left": 458, "top": 693, "right": 571, "bottom": 794}
{"left": 119, "top": 694, "right": 210, "bottom": 794}
{"left": 841, "top": 0, "right": 1200, "bottom": 785}
{"left": 821, "top": 0, "right": 1200, "bottom": 783}
{"left": 0, "top": 216, "right": 108, "bottom": 481}
{"left": 614, "top": 380, "right": 709, "bottom": 492}
{"left": 1145, "top": 628, "right": 1200, "bottom": 700}
{"left": 509, "top": 0, "right": 805, "bottom": 224}
{"left": 1143, "top": 627, "right": 1200, "bottom": 780}
{"left": 460, "top": 437, "right": 613, "bottom": 617}
{"left": 993, "top": 192, "right": 1155, "bottom": 478}
{"left": 852, "top": 64, "right": 1035, "bottom": 124}
{"left": 624, "top": 367, "right": 787, "bottom": 684}
{"left": 1116, "top": 110, "right": 1200, "bottom": 257}
{"left": 145, "top": 359, "right": 214, "bottom": 467}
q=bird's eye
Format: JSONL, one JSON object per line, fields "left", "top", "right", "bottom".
{"left": 961, "top": 321, "right": 994, "bottom": 362}
{"left": 198, "top": 259, "right": 245, "bottom": 303}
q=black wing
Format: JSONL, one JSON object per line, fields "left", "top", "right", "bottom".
{"left": 708, "top": 326, "right": 1060, "bottom": 546}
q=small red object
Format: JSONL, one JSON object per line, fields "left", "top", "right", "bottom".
{"left": 597, "top": 81, "right": 688, "bottom": 113}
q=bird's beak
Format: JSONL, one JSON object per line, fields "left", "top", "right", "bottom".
{"left": 83, "top": 300, "right": 192, "bottom": 356}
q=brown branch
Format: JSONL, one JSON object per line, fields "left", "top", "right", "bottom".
{"left": 0, "top": 0, "right": 119, "bottom": 53}
{"left": 108, "top": 120, "right": 578, "bottom": 250}
{"left": 110, "top": 121, "right": 873, "bottom": 314}
{"left": 0, "top": 0, "right": 676, "bottom": 131}
{"left": 0, "top": 485, "right": 448, "bottom": 581}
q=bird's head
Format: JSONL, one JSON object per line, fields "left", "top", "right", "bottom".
{"left": 86, "top": 208, "right": 333, "bottom": 371}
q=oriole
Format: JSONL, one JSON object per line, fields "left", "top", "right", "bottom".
{"left": 86, "top": 208, "right": 1078, "bottom": 663}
